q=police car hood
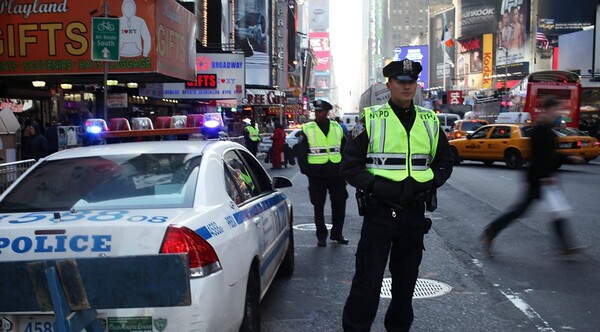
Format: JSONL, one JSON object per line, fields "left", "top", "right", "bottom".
{"left": 0, "top": 208, "right": 205, "bottom": 261}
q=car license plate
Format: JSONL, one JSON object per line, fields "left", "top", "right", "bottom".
{"left": 559, "top": 143, "right": 571, "bottom": 148}
{"left": 582, "top": 141, "right": 589, "bottom": 147}
{"left": 17, "top": 315, "right": 55, "bottom": 332}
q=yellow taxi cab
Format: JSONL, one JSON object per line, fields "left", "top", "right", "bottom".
{"left": 553, "top": 126, "right": 600, "bottom": 162}
{"left": 450, "top": 119, "right": 489, "bottom": 140}
{"left": 449, "top": 123, "right": 533, "bottom": 169}
{"left": 450, "top": 123, "right": 600, "bottom": 169}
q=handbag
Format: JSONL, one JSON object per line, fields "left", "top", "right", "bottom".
{"left": 541, "top": 183, "right": 571, "bottom": 218}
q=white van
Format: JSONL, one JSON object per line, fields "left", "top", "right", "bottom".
{"left": 436, "top": 113, "right": 461, "bottom": 133}
{"left": 495, "top": 112, "right": 531, "bottom": 124}
{"left": 341, "top": 113, "right": 360, "bottom": 131}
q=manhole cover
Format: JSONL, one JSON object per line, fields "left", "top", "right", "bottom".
{"left": 293, "top": 223, "right": 332, "bottom": 231}
{"left": 380, "top": 278, "right": 451, "bottom": 299}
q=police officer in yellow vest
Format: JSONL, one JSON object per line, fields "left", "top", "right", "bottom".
{"left": 340, "top": 59, "right": 454, "bottom": 331}
{"left": 296, "top": 99, "right": 349, "bottom": 247}
{"left": 242, "top": 118, "right": 260, "bottom": 156}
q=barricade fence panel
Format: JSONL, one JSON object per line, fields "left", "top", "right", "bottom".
{"left": 0, "top": 159, "right": 36, "bottom": 194}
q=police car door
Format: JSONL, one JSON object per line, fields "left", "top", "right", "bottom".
{"left": 224, "top": 149, "right": 288, "bottom": 291}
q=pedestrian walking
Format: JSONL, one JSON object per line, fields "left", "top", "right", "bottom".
{"left": 340, "top": 59, "right": 454, "bottom": 331}
{"left": 482, "top": 97, "right": 587, "bottom": 257}
{"left": 296, "top": 99, "right": 349, "bottom": 247}
{"left": 270, "top": 121, "right": 285, "bottom": 169}
{"left": 242, "top": 118, "right": 260, "bottom": 156}
{"left": 22, "top": 124, "right": 48, "bottom": 160}
{"left": 335, "top": 116, "right": 349, "bottom": 138}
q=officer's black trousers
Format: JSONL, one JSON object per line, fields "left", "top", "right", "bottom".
{"left": 308, "top": 176, "right": 348, "bottom": 241}
{"left": 343, "top": 203, "right": 425, "bottom": 332}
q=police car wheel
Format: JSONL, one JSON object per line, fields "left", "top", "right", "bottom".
{"left": 240, "top": 271, "right": 260, "bottom": 332}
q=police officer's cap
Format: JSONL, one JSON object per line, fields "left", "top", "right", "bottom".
{"left": 313, "top": 99, "right": 333, "bottom": 112}
{"left": 383, "top": 59, "right": 422, "bottom": 81}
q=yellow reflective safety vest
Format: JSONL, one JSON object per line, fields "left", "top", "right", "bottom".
{"left": 244, "top": 125, "right": 260, "bottom": 141}
{"left": 363, "top": 103, "right": 439, "bottom": 183}
{"left": 302, "top": 120, "right": 344, "bottom": 164}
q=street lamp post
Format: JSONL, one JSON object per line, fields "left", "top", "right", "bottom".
{"left": 499, "top": 47, "right": 509, "bottom": 111}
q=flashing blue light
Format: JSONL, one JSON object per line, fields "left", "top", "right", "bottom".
{"left": 87, "top": 126, "right": 103, "bottom": 134}
{"left": 204, "top": 120, "right": 220, "bottom": 128}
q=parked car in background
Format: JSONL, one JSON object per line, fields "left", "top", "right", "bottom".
{"left": 437, "top": 113, "right": 461, "bottom": 134}
{"left": 450, "top": 119, "right": 489, "bottom": 140}
{"left": 258, "top": 129, "right": 302, "bottom": 153}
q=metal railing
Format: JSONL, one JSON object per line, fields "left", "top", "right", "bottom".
{"left": 0, "top": 159, "right": 36, "bottom": 194}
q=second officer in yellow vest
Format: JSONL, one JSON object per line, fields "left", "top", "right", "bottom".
{"left": 296, "top": 99, "right": 349, "bottom": 247}
{"left": 340, "top": 59, "right": 454, "bottom": 331}
{"left": 242, "top": 118, "right": 260, "bottom": 156}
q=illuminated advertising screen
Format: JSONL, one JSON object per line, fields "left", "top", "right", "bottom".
{"left": 392, "top": 45, "right": 429, "bottom": 89}
{"left": 234, "top": 0, "right": 270, "bottom": 86}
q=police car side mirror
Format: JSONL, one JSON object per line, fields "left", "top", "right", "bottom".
{"left": 272, "top": 176, "right": 292, "bottom": 189}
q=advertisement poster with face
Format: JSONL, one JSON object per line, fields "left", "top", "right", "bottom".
{"left": 429, "top": 8, "right": 455, "bottom": 90}
{"left": 497, "top": 0, "right": 530, "bottom": 67}
{"left": 235, "top": 0, "right": 269, "bottom": 85}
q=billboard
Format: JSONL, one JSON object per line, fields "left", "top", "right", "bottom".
{"left": 429, "top": 8, "right": 455, "bottom": 90}
{"left": 309, "top": 31, "right": 331, "bottom": 71}
{"left": 538, "top": 0, "right": 596, "bottom": 36}
{"left": 308, "top": 0, "right": 329, "bottom": 31}
{"left": 393, "top": 45, "right": 429, "bottom": 89}
{"left": 455, "top": 0, "right": 498, "bottom": 38}
{"left": 496, "top": 0, "right": 531, "bottom": 69}
{"left": 456, "top": 34, "right": 494, "bottom": 91}
{"left": 234, "top": 0, "right": 270, "bottom": 86}
{"left": 163, "top": 53, "right": 245, "bottom": 100}
{"left": 0, "top": 0, "right": 196, "bottom": 81}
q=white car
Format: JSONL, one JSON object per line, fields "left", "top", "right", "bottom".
{"left": 0, "top": 140, "right": 294, "bottom": 331}
{"left": 258, "top": 129, "right": 302, "bottom": 153}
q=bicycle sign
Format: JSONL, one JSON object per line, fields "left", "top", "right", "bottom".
{"left": 92, "top": 17, "right": 120, "bottom": 61}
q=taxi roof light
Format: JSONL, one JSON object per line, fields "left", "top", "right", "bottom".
{"left": 160, "top": 225, "right": 222, "bottom": 278}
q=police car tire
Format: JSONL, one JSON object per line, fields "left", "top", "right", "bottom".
{"left": 240, "top": 271, "right": 260, "bottom": 332}
{"left": 277, "top": 219, "right": 295, "bottom": 278}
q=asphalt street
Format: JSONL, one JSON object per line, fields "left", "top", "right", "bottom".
{"left": 257, "top": 154, "right": 600, "bottom": 332}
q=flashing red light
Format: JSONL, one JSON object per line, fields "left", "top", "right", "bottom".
{"left": 577, "top": 140, "right": 582, "bottom": 147}
{"left": 160, "top": 225, "right": 222, "bottom": 278}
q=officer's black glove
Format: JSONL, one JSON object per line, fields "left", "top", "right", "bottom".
{"left": 371, "top": 177, "right": 414, "bottom": 206}
{"left": 412, "top": 178, "right": 435, "bottom": 194}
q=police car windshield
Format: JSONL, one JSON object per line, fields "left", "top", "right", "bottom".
{"left": 0, "top": 154, "right": 202, "bottom": 212}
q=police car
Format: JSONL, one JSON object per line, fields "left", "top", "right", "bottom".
{"left": 0, "top": 140, "right": 294, "bottom": 331}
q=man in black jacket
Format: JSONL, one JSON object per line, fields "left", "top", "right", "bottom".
{"left": 296, "top": 100, "right": 348, "bottom": 247}
{"left": 482, "top": 97, "right": 586, "bottom": 257}
{"left": 340, "top": 59, "right": 454, "bottom": 331}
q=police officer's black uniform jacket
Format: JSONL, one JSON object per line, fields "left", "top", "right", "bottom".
{"left": 296, "top": 119, "right": 346, "bottom": 178}
{"left": 340, "top": 100, "right": 454, "bottom": 210}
